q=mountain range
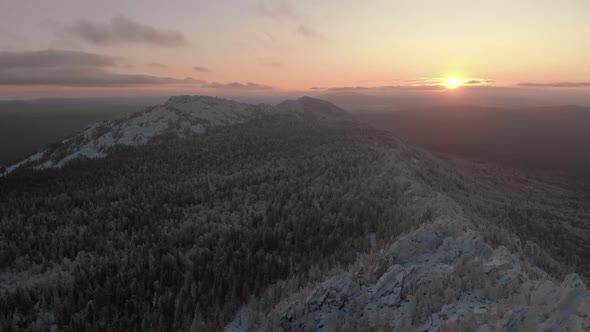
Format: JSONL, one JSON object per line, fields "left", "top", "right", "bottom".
{"left": 0, "top": 96, "right": 588, "bottom": 331}
{"left": 2, "top": 96, "right": 347, "bottom": 175}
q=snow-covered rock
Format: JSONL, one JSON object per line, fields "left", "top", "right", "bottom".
{"left": 224, "top": 142, "right": 589, "bottom": 331}
{"left": 3, "top": 95, "right": 346, "bottom": 175}
{"left": 227, "top": 216, "right": 590, "bottom": 331}
{"left": 2, "top": 95, "right": 349, "bottom": 175}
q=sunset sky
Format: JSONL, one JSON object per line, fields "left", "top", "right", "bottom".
{"left": 1, "top": 0, "right": 590, "bottom": 100}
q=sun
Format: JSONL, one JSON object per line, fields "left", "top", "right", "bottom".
{"left": 445, "top": 77, "right": 462, "bottom": 89}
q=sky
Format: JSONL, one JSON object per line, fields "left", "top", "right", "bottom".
{"left": 1, "top": 0, "right": 590, "bottom": 102}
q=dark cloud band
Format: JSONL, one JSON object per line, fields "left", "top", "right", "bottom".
{"left": 63, "top": 16, "right": 186, "bottom": 47}
{"left": 0, "top": 67, "right": 205, "bottom": 87}
{"left": 0, "top": 49, "right": 117, "bottom": 69}
{"left": 518, "top": 82, "right": 590, "bottom": 88}
{"left": 0, "top": 49, "right": 271, "bottom": 90}
{"left": 192, "top": 66, "right": 210, "bottom": 72}
{"left": 201, "top": 82, "right": 273, "bottom": 90}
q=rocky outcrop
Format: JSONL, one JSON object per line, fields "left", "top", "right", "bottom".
{"left": 228, "top": 217, "right": 590, "bottom": 331}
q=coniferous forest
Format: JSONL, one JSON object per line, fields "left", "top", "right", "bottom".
{"left": 2, "top": 113, "right": 590, "bottom": 331}
{"left": 0, "top": 115, "right": 415, "bottom": 331}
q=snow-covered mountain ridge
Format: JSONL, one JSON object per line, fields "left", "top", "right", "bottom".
{"left": 228, "top": 217, "right": 589, "bottom": 331}
{"left": 2, "top": 95, "right": 342, "bottom": 175}
{"left": 225, "top": 146, "right": 590, "bottom": 331}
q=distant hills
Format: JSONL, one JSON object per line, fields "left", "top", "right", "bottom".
{"left": 354, "top": 104, "right": 590, "bottom": 182}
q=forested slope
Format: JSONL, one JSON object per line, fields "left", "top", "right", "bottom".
{"left": 0, "top": 114, "right": 422, "bottom": 331}
{"left": 1, "top": 100, "right": 589, "bottom": 331}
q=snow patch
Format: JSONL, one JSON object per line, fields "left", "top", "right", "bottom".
{"left": 2, "top": 150, "right": 45, "bottom": 176}
{"left": 3, "top": 95, "right": 291, "bottom": 174}
{"left": 227, "top": 217, "right": 590, "bottom": 331}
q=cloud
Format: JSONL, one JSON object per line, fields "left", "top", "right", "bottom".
{"left": 297, "top": 24, "right": 319, "bottom": 38}
{"left": 0, "top": 49, "right": 205, "bottom": 87}
{"left": 255, "top": 0, "right": 299, "bottom": 22}
{"left": 0, "top": 49, "right": 271, "bottom": 91}
{"left": 201, "top": 82, "right": 273, "bottom": 90}
{"left": 0, "top": 49, "right": 117, "bottom": 69}
{"left": 258, "top": 58, "right": 283, "bottom": 68}
{"left": 0, "top": 67, "right": 205, "bottom": 87}
{"left": 62, "top": 16, "right": 186, "bottom": 47}
{"left": 311, "top": 85, "right": 446, "bottom": 92}
{"left": 465, "top": 79, "right": 496, "bottom": 85}
{"left": 192, "top": 66, "right": 210, "bottom": 72}
{"left": 255, "top": 1, "right": 320, "bottom": 39}
{"left": 404, "top": 78, "right": 444, "bottom": 84}
{"left": 149, "top": 62, "right": 166, "bottom": 68}
{"left": 517, "top": 82, "right": 590, "bottom": 88}
{"left": 317, "top": 86, "right": 370, "bottom": 92}
{"left": 399, "top": 85, "right": 446, "bottom": 91}
{"left": 356, "top": 79, "right": 398, "bottom": 84}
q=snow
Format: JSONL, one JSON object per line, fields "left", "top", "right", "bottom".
{"left": 1, "top": 150, "right": 45, "bottom": 176}
{"left": 3, "top": 95, "right": 285, "bottom": 174}
{"left": 227, "top": 216, "right": 590, "bottom": 331}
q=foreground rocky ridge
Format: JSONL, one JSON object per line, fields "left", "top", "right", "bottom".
{"left": 229, "top": 218, "right": 589, "bottom": 331}
{"left": 227, "top": 148, "right": 590, "bottom": 331}
{"left": 3, "top": 95, "right": 344, "bottom": 175}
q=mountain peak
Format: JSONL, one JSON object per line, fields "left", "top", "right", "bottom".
{"left": 2, "top": 95, "right": 274, "bottom": 174}
{"left": 2, "top": 95, "right": 348, "bottom": 175}
{"left": 298, "top": 96, "right": 348, "bottom": 119}
{"left": 164, "top": 95, "right": 241, "bottom": 107}
{"left": 277, "top": 96, "right": 348, "bottom": 120}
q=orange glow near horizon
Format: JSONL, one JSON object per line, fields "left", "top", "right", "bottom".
{"left": 445, "top": 77, "right": 462, "bottom": 89}
{"left": 1, "top": 1, "right": 590, "bottom": 99}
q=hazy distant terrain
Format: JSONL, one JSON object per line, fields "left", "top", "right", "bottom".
{"left": 354, "top": 105, "right": 590, "bottom": 184}
{"left": 0, "top": 97, "right": 166, "bottom": 167}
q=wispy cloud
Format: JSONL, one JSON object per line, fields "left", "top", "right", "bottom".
{"left": 192, "top": 66, "right": 210, "bottom": 72}
{"left": 296, "top": 24, "right": 319, "bottom": 38}
{"left": 518, "top": 82, "right": 590, "bottom": 88}
{"left": 465, "top": 79, "right": 495, "bottom": 84}
{"left": 0, "top": 68, "right": 205, "bottom": 87}
{"left": 0, "top": 49, "right": 117, "bottom": 69}
{"left": 311, "top": 85, "right": 446, "bottom": 92}
{"left": 255, "top": 0, "right": 299, "bottom": 22}
{"left": 404, "top": 78, "right": 444, "bottom": 84}
{"left": 0, "top": 49, "right": 274, "bottom": 91}
{"left": 356, "top": 79, "right": 398, "bottom": 84}
{"left": 61, "top": 16, "right": 186, "bottom": 47}
{"left": 201, "top": 82, "right": 273, "bottom": 90}
{"left": 0, "top": 49, "right": 205, "bottom": 87}
{"left": 258, "top": 58, "right": 283, "bottom": 68}
{"left": 255, "top": 0, "right": 320, "bottom": 40}
{"left": 404, "top": 77, "right": 495, "bottom": 85}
